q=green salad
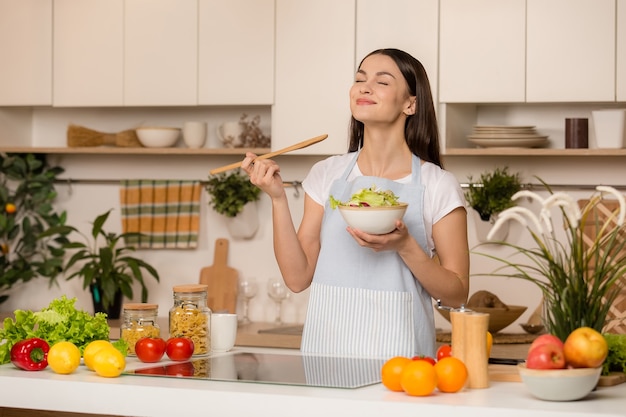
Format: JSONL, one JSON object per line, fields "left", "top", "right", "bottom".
{"left": 330, "top": 185, "right": 401, "bottom": 208}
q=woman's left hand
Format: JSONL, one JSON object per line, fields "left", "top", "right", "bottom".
{"left": 346, "top": 220, "right": 410, "bottom": 252}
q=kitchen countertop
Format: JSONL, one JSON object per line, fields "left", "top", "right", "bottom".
{"left": 0, "top": 346, "right": 625, "bottom": 417}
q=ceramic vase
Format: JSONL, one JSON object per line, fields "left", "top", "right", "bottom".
{"left": 225, "top": 202, "right": 259, "bottom": 239}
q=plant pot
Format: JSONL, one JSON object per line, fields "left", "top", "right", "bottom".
{"left": 90, "top": 284, "right": 123, "bottom": 319}
{"left": 225, "top": 202, "right": 259, "bottom": 239}
{"left": 471, "top": 210, "right": 509, "bottom": 242}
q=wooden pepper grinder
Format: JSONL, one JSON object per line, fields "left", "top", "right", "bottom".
{"left": 450, "top": 308, "right": 490, "bottom": 389}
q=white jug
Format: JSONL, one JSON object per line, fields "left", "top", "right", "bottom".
{"left": 217, "top": 122, "right": 244, "bottom": 148}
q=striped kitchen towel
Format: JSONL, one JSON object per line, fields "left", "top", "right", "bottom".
{"left": 119, "top": 180, "right": 202, "bottom": 249}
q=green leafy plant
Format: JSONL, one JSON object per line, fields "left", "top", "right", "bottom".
{"left": 466, "top": 167, "right": 522, "bottom": 221}
{"left": 474, "top": 183, "right": 626, "bottom": 342}
{"left": 54, "top": 210, "right": 160, "bottom": 310}
{"left": 205, "top": 170, "right": 261, "bottom": 217}
{"left": 0, "top": 153, "right": 71, "bottom": 305}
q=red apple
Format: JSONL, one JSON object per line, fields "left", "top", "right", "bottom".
{"left": 526, "top": 342, "right": 566, "bottom": 369}
{"left": 528, "top": 333, "right": 564, "bottom": 355}
{"left": 563, "top": 327, "right": 608, "bottom": 368}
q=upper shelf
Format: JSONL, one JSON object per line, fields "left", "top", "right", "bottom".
{"left": 3, "top": 146, "right": 626, "bottom": 157}
{"left": 0, "top": 146, "right": 271, "bottom": 155}
{"left": 444, "top": 148, "right": 626, "bottom": 156}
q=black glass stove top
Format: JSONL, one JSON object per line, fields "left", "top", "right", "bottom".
{"left": 126, "top": 352, "right": 384, "bottom": 389}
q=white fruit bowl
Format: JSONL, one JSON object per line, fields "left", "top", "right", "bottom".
{"left": 338, "top": 203, "right": 408, "bottom": 235}
{"left": 517, "top": 363, "right": 601, "bottom": 401}
{"left": 136, "top": 127, "right": 181, "bottom": 148}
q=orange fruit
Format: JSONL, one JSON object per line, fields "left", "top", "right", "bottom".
{"left": 486, "top": 331, "right": 493, "bottom": 357}
{"left": 4, "top": 203, "right": 16, "bottom": 214}
{"left": 434, "top": 356, "right": 468, "bottom": 393}
{"left": 381, "top": 356, "right": 411, "bottom": 392}
{"left": 400, "top": 359, "right": 437, "bottom": 396}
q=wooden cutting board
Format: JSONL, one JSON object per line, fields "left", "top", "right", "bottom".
{"left": 199, "top": 238, "right": 238, "bottom": 314}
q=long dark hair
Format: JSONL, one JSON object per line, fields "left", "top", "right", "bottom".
{"left": 348, "top": 48, "right": 442, "bottom": 168}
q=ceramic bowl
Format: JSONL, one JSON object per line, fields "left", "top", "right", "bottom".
{"left": 520, "top": 323, "right": 545, "bottom": 334}
{"left": 436, "top": 305, "right": 527, "bottom": 333}
{"left": 337, "top": 203, "right": 408, "bottom": 235}
{"left": 517, "top": 364, "right": 601, "bottom": 401}
{"left": 136, "top": 127, "right": 181, "bottom": 148}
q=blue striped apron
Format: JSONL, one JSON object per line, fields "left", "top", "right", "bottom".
{"left": 301, "top": 152, "right": 436, "bottom": 358}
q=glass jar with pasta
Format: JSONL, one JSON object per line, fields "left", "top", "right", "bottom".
{"left": 169, "top": 284, "right": 211, "bottom": 356}
{"left": 120, "top": 303, "right": 161, "bottom": 355}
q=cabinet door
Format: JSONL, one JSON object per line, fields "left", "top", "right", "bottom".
{"left": 617, "top": 0, "right": 626, "bottom": 101}
{"left": 53, "top": 0, "right": 123, "bottom": 107}
{"left": 198, "top": 0, "right": 274, "bottom": 105}
{"left": 356, "top": 0, "right": 439, "bottom": 105}
{"left": 125, "top": 0, "right": 198, "bottom": 106}
{"left": 0, "top": 0, "right": 52, "bottom": 106}
{"left": 272, "top": 0, "right": 355, "bottom": 155}
{"left": 439, "top": 0, "right": 525, "bottom": 103}
{"left": 527, "top": 0, "right": 615, "bottom": 102}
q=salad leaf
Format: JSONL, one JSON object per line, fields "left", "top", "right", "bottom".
{"left": 330, "top": 185, "right": 400, "bottom": 209}
{"left": 0, "top": 295, "right": 111, "bottom": 364}
{"left": 602, "top": 333, "right": 626, "bottom": 376}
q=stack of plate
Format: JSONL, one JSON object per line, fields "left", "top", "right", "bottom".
{"left": 468, "top": 125, "right": 548, "bottom": 148}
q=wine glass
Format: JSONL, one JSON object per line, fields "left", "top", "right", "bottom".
{"left": 267, "top": 278, "right": 290, "bottom": 325}
{"left": 238, "top": 278, "right": 258, "bottom": 325}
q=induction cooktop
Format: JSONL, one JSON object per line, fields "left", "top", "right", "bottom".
{"left": 125, "top": 352, "right": 385, "bottom": 389}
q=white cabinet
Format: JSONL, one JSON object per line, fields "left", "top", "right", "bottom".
{"left": 527, "top": 0, "right": 615, "bottom": 102}
{"left": 272, "top": 0, "right": 355, "bottom": 155}
{"left": 617, "top": 0, "right": 626, "bottom": 101}
{"left": 53, "top": 0, "right": 123, "bottom": 107}
{"left": 124, "top": 0, "right": 198, "bottom": 106}
{"left": 439, "top": 0, "right": 526, "bottom": 103}
{"left": 0, "top": 0, "right": 52, "bottom": 106}
{"left": 198, "top": 0, "right": 274, "bottom": 105}
{"left": 356, "top": 0, "right": 439, "bottom": 105}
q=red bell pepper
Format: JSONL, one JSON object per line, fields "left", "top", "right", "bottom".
{"left": 10, "top": 337, "right": 50, "bottom": 371}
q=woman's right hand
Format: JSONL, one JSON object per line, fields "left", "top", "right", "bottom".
{"left": 241, "top": 152, "right": 286, "bottom": 200}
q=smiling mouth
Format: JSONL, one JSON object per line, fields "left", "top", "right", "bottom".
{"left": 356, "top": 99, "right": 375, "bottom": 105}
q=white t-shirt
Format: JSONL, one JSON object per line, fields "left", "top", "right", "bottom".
{"left": 302, "top": 153, "right": 466, "bottom": 256}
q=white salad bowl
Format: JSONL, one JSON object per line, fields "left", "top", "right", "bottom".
{"left": 338, "top": 203, "right": 408, "bottom": 235}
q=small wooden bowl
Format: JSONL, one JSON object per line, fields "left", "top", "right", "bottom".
{"left": 520, "top": 323, "right": 545, "bottom": 334}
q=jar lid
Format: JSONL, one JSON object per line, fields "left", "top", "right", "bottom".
{"left": 123, "top": 303, "right": 158, "bottom": 310}
{"left": 172, "top": 284, "right": 208, "bottom": 293}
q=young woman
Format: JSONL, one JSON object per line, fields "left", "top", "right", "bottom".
{"left": 242, "top": 48, "right": 469, "bottom": 358}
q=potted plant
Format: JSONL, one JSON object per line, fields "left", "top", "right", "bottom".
{"left": 474, "top": 184, "right": 626, "bottom": 341}
{"left": 0, "top": 153, "right": 71, "bottom": 305}
{"left": 466, "top": 167, "right": 522, "bottom": 241}
{"left": 205, "top": 170, "right": 261, "bottom": 239}
{"left": 60, "top": 209, "right": 160, "bottom": 318}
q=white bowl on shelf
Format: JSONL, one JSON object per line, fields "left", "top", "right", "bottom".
{"left": 136, "top": 127, "right": 181, "bottom": 148}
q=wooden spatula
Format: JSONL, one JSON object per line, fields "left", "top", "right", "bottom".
{"left": 199, "top": 238, "right": 239, "bottom": 314}
{"left": 209, "top": 133, "right": 328, "bottom": 175}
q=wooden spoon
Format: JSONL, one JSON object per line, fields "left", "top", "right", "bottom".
{"left": 209, "top": 133, "right": 328, "bottom": 175}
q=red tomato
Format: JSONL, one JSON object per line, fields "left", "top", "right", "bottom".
{"left": 135, "top": 337, "right": 166, "bottom": 363}
{"left": 411, "top": 355, "right": 436, "bottom": 366}
{"left": 166, "top": 337, "right": 194, "bottom": 361}
{"left": 436, "top": 344, "right": 452, "bottom": 361}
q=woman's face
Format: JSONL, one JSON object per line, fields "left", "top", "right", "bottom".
{"left": 349, "top": 54, "right": 415, "bottom": 125}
